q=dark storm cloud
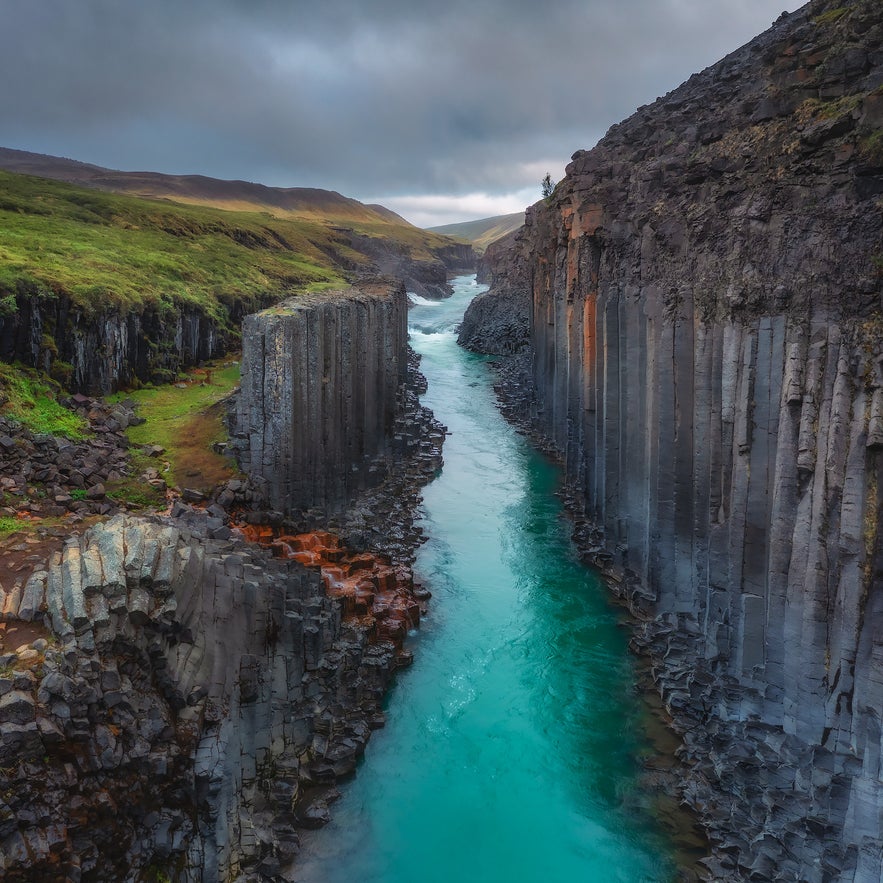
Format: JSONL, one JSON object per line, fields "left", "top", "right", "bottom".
{"left": 1, "top": 0, "right": 804, "bottom": 223}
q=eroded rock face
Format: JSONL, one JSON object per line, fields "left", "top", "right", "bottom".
{"left": 457, "top": 232, "right": 530, "bottom": 355}
{"left": 0, "top": 287, "right": 266, "bottom": 395}
{"left": 478, "top": 1, "right": 883, "bottom": 879}
{"left": 0, "top": 509, "right": 401, "bottom": 881}
{"left": 233, "top": 279, "right": 408, "bottom": 515}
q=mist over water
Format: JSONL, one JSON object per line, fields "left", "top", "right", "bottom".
{"left": 296, "top": 276, "right": 677, "bottom": 882}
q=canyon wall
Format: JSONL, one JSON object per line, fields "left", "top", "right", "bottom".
{"left": 234, "top": 279, "right": 408, "bottom": 515}
{"left": 0, "top": 232, "right": 470, "bottom": 396}
{"left": 0, "top": 270, "right": 443, "bottom": 880}
{"left": 457, "top": 231, "right": 530, "bottom": 356}
{"left": 0, "top": 287, "right": 265, "bottom": 395}
{"left": 0, "top": 508, "right": 406, "bottom": 881}
{"left": 473, "top": 1, "right": 883, "bottom": 879}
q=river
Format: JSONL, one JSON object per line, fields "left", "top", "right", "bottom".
{"left": 297, "top": 275, "right": 680, "bottom": 882}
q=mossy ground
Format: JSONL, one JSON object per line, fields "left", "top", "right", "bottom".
{"left": 0, "top": 363, "right": 88, "bottom": 439}
{"left": 0, "top": 515, "right": 22, "bottom": 533}
{"left": 0, "top": 170, "right": 460, "bottom": 326}
{"left": 110, "top": 359, "right": 242, "bottom": 493}
{"left": 0, "top": 170, "right": 351, "bottom": 324}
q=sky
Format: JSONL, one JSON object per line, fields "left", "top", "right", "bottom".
{"left": 1, "top": 0, "right": 806, "bottom": 227}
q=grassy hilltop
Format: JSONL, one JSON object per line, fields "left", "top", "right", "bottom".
{"left": 0, "top": 161, "right": 471, "bottom": 513}
{"left": 0, "top": 168, "right": 456, "bottom": 325}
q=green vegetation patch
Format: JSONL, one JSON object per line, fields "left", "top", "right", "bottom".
{"left": 859, "top": 130, "right": 883, "bottom": 164}
{"left": 105, "top": 477, "right": 167, "bottom": 511}
{"left": 110, "top": 359, "right": 242, "bottom": 492}
{"left": 0, "top": 516, "right": 23, "bottom": 534}
{"left": 0, "top": 170, "right": 465, "bottom": 331}
{"left": 0, "top": 170, "right": 348, "bottom": 325}
{"left": 813, "top": 6, "right": 849, "bottom": 26}
{"left": 0, "top": 363, "right": 88, "bottom": 439}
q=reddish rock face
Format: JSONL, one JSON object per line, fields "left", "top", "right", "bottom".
{"left": 240, "top": 526, "right": 420, "bottom": 664}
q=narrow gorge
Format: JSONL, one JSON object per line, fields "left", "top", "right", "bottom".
{"left": 1, "top": 0, "right": 882, "bottom": 880}
{"left": 0, "top": 279, "right": 445, "bottom": 879}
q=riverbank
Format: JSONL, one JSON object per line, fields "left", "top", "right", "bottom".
{"left": 0, "top": 332, "right": 445, "bottom": 880}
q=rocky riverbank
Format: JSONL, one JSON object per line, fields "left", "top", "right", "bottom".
{"left": 0, "top": 285, "right": 445, "bottom": 879}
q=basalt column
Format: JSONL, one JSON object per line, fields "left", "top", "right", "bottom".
{"left": 235, "top": 280, "right": 407, "bottom": 514}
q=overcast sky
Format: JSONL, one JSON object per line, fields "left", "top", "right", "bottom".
{"left": 2, "top": 0, "right": 806, "bottom": 227}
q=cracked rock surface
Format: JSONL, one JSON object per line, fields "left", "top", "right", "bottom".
{"left": 0, "top": 509, "right": 402, "bottom": 881}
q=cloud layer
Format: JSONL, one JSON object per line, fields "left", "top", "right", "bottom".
{"left": 1, "top": 0, "right": 805, "bottom": 224}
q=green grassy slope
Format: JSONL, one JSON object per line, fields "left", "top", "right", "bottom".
{"left": 0, "top": 169, "right": 460, "bottom": 323}
{"left": 0, "top": 147, "right": 410, "bottom": 225}
{"left": 428, "top": 212, "right": 524, "bottom": 253}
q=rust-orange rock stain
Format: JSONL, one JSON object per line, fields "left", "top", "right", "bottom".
{"left": 239, "top": 525, "right": 420, "bottom": 664}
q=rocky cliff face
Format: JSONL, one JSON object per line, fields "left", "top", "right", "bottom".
{"left": 473, "top": 1, "right": 883, "bottom": 879}
{"left": 344, "top": 232, "right": 474, "bottom": 300}
{"left": 233, "top": 280, "right": 408, "bottom": 515}
{"left": 457, "top": 231, "right": 531, "bottom": 355}
{"left": 0, "top": 262, "right": 446, "bottom": 879}
{"left": 0, "top": 286, "right": 266, "bottom": 395}
{"left": 0, "top": 508, "right": 409, "bottom": 881}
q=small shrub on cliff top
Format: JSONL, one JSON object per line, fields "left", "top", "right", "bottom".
{"left": 0, "top": 294, "right": 16, "bottom": 316}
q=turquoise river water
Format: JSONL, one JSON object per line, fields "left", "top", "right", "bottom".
{"left": 297, "top": 275, "right": 679, "bottom": 882}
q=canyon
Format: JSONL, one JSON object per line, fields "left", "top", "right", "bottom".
{"left": 1, "top": 0, "right": 882, "bottom": 879}
{"left": 463, "top": 0, "right": 883, "bottom": 879}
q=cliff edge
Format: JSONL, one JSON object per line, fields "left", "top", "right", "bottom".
{"left": 233, "top": 279, "right": 409, "bottom": 515}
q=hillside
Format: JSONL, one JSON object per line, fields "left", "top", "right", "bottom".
{"left": 0, "top": 147, "right": 411, "bottom": 225}
{"left": 0, "top": 167, "right": 472, "bottom": 392}
{"left": 428, "top": 212, "right": 524, "bottom": 253}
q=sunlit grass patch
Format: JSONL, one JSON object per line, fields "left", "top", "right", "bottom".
{"left": 110, "top": 359, "right": 242, "bottom": 492}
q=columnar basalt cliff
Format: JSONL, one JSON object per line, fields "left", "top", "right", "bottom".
{"left": 471, "top": 1, "right": 883, "bottom": 879}
{"left": 0, "top": 509, "right": 406, "bottom": 880}
{"left": 0, "top": 287, "right": 265, "bottom": 395}
{"left": 0, "top": 267, "right": 446, "bottom": 878}
{"left": 233, "top": 279, "right": 408, "bottom": 515}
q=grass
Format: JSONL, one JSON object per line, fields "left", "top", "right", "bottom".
{"left": 105, "top": 476, "right": 167, "bottom": 510}
{"left": 0, "top": 170, "right": 463, "bottom": 328}
{"left": 859, "top": 130, "right": 883, "bottom": 164}
{"left": 813, "top": 6, "right": 849, "bottom": 26}
{"left": 0, "top": 363, "right": 88, "bottom": 439}
{"left": 0, "top": 516, "right": 22, "bottom": 534}
{"left": 0, "top": 170, "right": 349, "bottom": 324}
{"left": 109, "top": 359, "right": 242, "bottom": 492}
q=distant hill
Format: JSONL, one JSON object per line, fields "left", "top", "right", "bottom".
{"left": 428, "top": 212, "right": 524, "bottom": 253}
{"left": 0, "top": 146, "right": 414, "bottom": 226}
